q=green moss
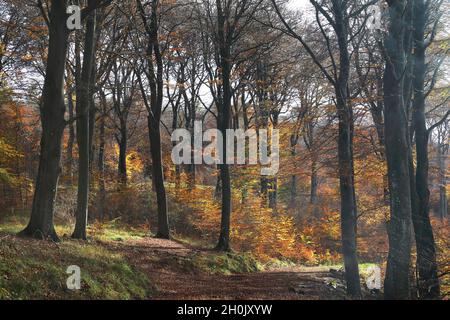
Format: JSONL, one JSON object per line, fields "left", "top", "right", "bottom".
{"left": 190, "top": 252, "right": 264, "bottom": 275}
{"left": 0, "top": 235, "right": 154, "bottom": 300}
{"left": 95, "top": 227, "right": 147, "bottom": 242}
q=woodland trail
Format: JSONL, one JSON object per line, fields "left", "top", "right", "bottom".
{"left": 105, "top": 237, "right": 350, "bottom": 300}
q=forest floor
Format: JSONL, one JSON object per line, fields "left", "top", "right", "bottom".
{"left": 0, "top": 215, "right": 378, "bottom": 300}
{"left": 104, "top": 236, "right": 353, "bottom": 300}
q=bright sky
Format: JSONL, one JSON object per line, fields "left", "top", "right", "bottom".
{"left": 288, "top": 0, "right": 312, "bottom": 10}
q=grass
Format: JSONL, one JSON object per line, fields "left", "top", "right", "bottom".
{"left": 190, "top": 252, "right": 264, "bottom": 275}
{"left": 0, "top": 213, "right": 268, "bottom": 299}
{"left": 2, "top": 212, "right": 378, "bottom": 299}
{"left": 0, "top": 215, "right": 154, "bottom": 300}
{"left": 0, "top": 214, "right": 149, "bottom": 242}
{"left": 172, "top": 234, "right": 275, "bottom": 275}
{"left": 0, "top": 237, "right": 154, "bottom": 300}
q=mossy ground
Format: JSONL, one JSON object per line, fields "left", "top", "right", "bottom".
{"left": 188, "top": 252, "right": 264, "bottom": 275}
{"left": 0, "top": 214, "right": 270, "bottom": 299}
{"left": 1, "top": 213, "right": 380, "bottom": 300}
{"left": 0, "top": 215, "right": 154, "bottom": 300}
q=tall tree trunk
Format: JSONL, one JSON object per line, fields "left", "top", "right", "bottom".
{"left": 97, "top": 101, "right": 106, "bottom": 221}
{"left": 19, "top": 0, "right": 69, "bottom": 241}
{"left": 438, "top": 134, "right": 448, "bottom": 220}
{"left": 66, "top": 89, "right": 75, "bottom": 182}
{"left": 333, "top": 1, "right": 361, "bottom": 297}
{"left": 171, "top": 101, "right": 181, "bottom": 188}
{"left": 216, "top": 64, "right": 232, "bottom": 251}
{"left": 215, "top": 1, "right": 232, "bottom": 252}
{"left": 268, "top": 178, "right": 278, "bottom": 211}
{"left": 148, "top": 116, "right": 170, "bottom": 239}
{"left": 289, "top": 134, "right": 298, "bottom": 208}
{"left": 89, "top": 88, "right": 96, "bottom": 172}
{"left": 118, "top": 126, "right": 128, "bottom": 184}
{"left": 336, "top": 89, "right": 361, "bottom": 298}
{"left": 383, "top": 0, "right": 413, "bottom": 299}
{"left": 310, "top": 158, "right": 318, "bottom": 205}
{"left": 214, "top": 173, "right": 222, "bottom": 200}
{"left": 369, "top": 76, "right": 389, "bottom": 203}
{"left": 137, "top": 0, "right": 170, "bottom": 239}
{"left": 411, "top": 0, "right": 440, "bottom": 299}
{"left": 73, "top": 2, "right": 97, "bottom": 240}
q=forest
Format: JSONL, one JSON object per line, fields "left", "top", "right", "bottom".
{"left": 0, "top": 0, "right": 448, "bottom": 301}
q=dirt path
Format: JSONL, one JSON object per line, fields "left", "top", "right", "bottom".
{"left": 105, "top": 237, "right": 349, "bottom": 300}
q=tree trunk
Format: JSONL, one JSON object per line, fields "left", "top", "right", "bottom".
{"left": 73, "top": 3, "right": 97, "bottom": 240}
{"left": 336, "top": 89, "right": 361, "bottom": 298}
{"left": 438, "top": 137, "right": 448, "bottom": 220}
{"left": 136, "top": 0, "right": 171, "bottom": 239}
{"left": 118, "top": 126, "right": 128, "bottom": 184}
{"left": 19, "top": 0, "right": 69, "bottom": 241}
{"left": 216, "top": 70, "right": 232, "bottom": 251}
{"left": 97, "top": 103, "right": 106, "bottom": 221}
{"left": 411, "top": 0, "right": 440, "bottom": 299}
{"left": 89, "top": 94, "right": 96, "bottom": 172}
{"left": 171, "top": 102, "right": 181, "bottom": 188}
{"left": 383, "top": 0, "right": 413, "bottom": 299}
{"left": 215, "top": 1, "right": 232, "bottom": 252}
{"left": 310, "top": 158, "right": 318, "bottom": 205}
{"left": 268, "top": 178, "right": 278, "bottom": 211}
{"left": 333, "top": 1, "right": 361, "bottom": 297}
{"left": 66, "top": 89, "right": 75, "bottom": 182}
{"left": 148, "top": 116, "right": 170, "bottom": 239}
{"left": 289, "top": 134, "right": 298, "bottom": 208}
{"left": 214, "top": 173, "right": 222, "bottom": 200}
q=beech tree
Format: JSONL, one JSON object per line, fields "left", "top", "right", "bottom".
{"left": 271, "top": 0, "right": 378, "bottom": 297}
{"left": 410, "top": 0, "right": 447, "bottom": 299}
{"left": 73, "top": 0, "right": 99, "bottom": 240}
{"left": 382, "top": 0, "right": 414, "bottom": 299}
{"left": 198, "top": 0, "right": 265, "bottom": 251}
{"left": 20, "top": 0, "right": 111, "bottom": 240}
{"left": 19, "top": 1, "right": 71, "bottom": 240}
{"left": 135, "top": 0, "right": 170, "bottom": 239}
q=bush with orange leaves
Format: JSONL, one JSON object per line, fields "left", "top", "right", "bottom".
{"left": 168, "top": 182, "right": 316, "bottom": 263}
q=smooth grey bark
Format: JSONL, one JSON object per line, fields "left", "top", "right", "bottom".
{"left": 66, "top": 87, "right": 76, "bottom": 182}
{"left": 117, "top": 124, "right": 128, "bottom": 184}
{"left": 73, "top": 2, "right": 97, "bottom": 240}
{"left": 383, "top": 0, "right": 413, "bottom": 300}
{"left": 332, "top": 1, "right": 361, "bottom": 299}
{"left": 215, "top": 47, "right": 232, "bottom": 250}
{"left": 411, "top": 0, "right": 440, "bottom": 299}
{"left": 437, "top": 127, "right": 448, "bottom": 220}
{"left": 215, "top": 0, "right": 233, "bottom": 251}
{"left": 19, "top": 0, "right": 69, "bottom": 241}
{"left": 148, "top": 116, "right": 170, "bottom": 239}
{"left": 97, "top": 94, "right": 107, "bottom": 221}
{"left": 137, "top": 0, "right": 170, "bottom": 239}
